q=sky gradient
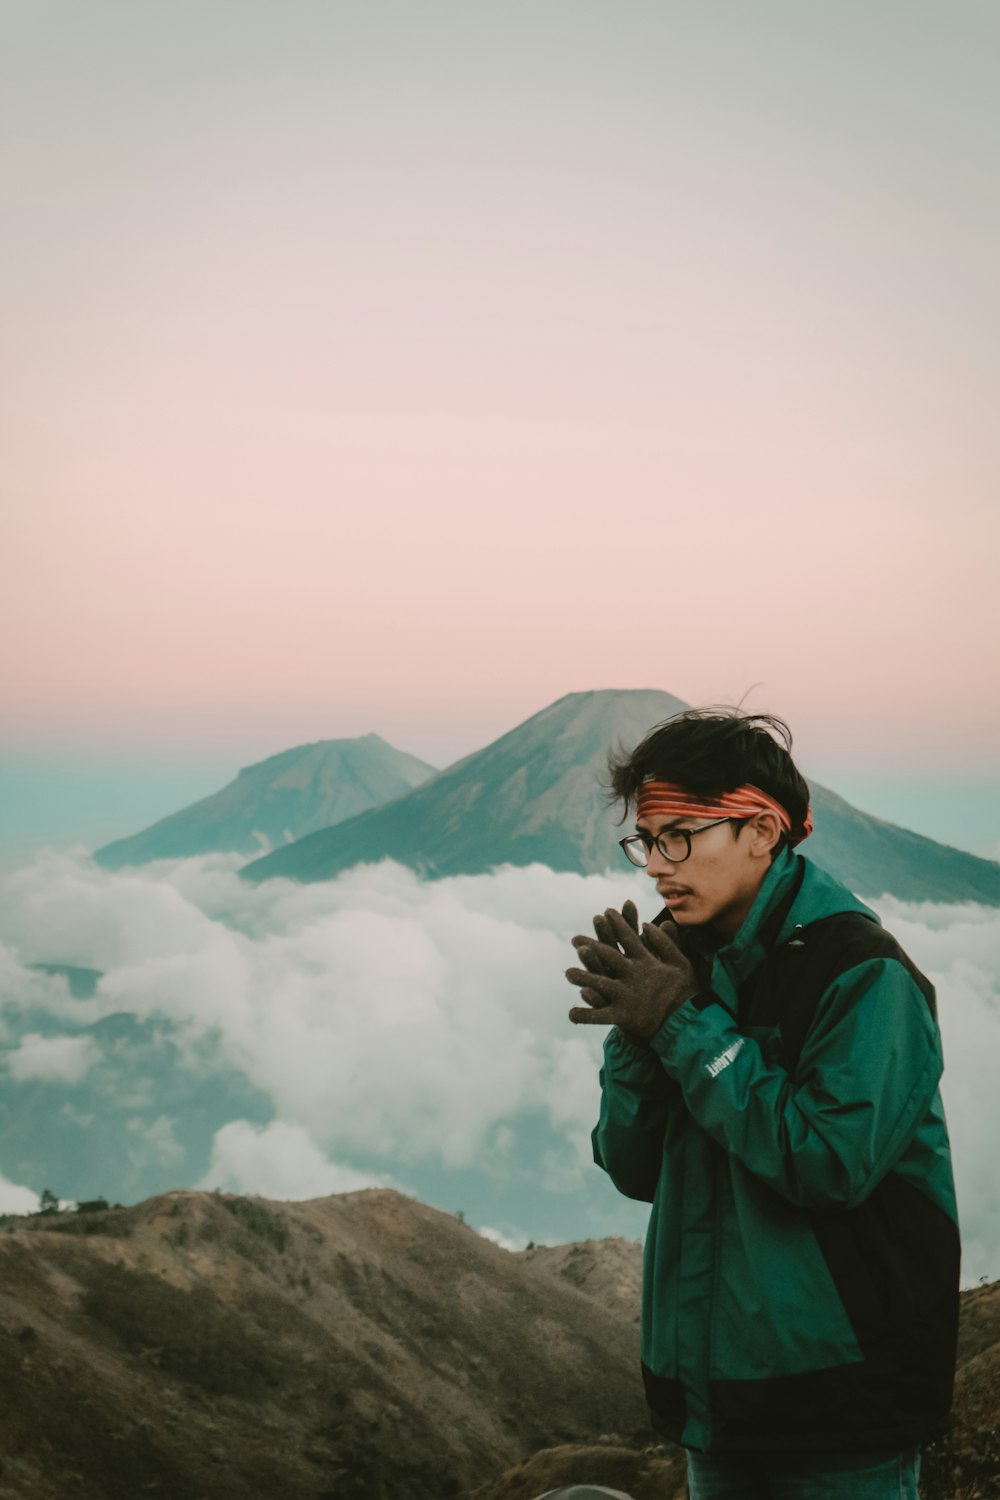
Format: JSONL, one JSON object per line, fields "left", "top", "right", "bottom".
{"left": 3, "top": 2, "right": 998, "bottom": 856}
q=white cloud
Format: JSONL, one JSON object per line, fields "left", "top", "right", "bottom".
{"left": 0, "top": 853, "right": 621, "bottom": 1170}
{"left": 126, "top": 1114, "right": 185, "bottom": 1171}
{"left": 477, "top": 1224, "right": 529, "bottom": 1252}
{"left": 59, "top": 1102, "right": 95, "bottom": 1127}
{"left": 0, "top": 1170, "right": 41, "bottom": 1214}
{"left": 5, "top": 1032, "right": 100, "bottom": 1084}
{"left": 0, "top": 852, "right": 997, "bottom": 1281}
{"left": 0, "top": 943, "right": 96, "bottom": 1024}
{"left": 871, "top": 897, "right": 1000, "bottom": 1286}
{"left": 0, "top": 848, "right": 223, "bottom": 971}
{"left": 197, "top": 1119, "right": 389, "bottom": 1199}
{"left": 546, "top": 1036, "right": 609, "bottom": 1172}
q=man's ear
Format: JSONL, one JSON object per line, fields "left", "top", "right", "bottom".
{"left": 747, "top": 811, "right": 783, "bottom": 856}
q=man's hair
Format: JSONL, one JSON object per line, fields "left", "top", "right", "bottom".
{"left": 606, "top": 707, "right": 811, "bottom": 845}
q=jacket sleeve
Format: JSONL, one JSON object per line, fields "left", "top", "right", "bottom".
{"left": 650, "top": 956, "right": 943, "bottom": 1210}
{"left": 592, "top": 1026, "right": 672, "bottom": 1203}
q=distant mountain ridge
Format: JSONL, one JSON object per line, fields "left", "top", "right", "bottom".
{"left": 243, "top": 689, "right": 688, "bottom": 883}
{"left": 241, "top": 690, "right": 1000, "bottom": 906}
{"left": 87, "top": 690, "right": 1000, "bottom": 904}
{"left": 93, "top": 734, "right": 436, "bottom": 869}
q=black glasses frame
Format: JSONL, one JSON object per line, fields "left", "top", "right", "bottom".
{"left": 618, "top": 816, "right": 747, "bottom": 867}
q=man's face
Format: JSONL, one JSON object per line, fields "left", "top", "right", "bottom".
{"left": 635, "top": 811, "right": 774, "bottom": 939}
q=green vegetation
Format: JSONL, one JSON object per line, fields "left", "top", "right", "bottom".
{"left": 80, "top": 1261, "right": 281, "bottom": 1397}
{"left": 219, "top": 1195, "right": 288, "bottom": 1253}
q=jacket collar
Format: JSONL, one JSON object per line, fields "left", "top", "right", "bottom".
{"left": 708, "top": 844, "right": 805, "bottom": 989}
{"left": 655, "top": 847, "right": 880, "bottom": 1002}
{"left": 687, "top": 847, "right": 881, "bottom": 1007}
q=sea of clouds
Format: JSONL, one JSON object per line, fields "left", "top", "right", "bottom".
{"left": 0, "top": 850, "right": 997, "bottom": 1284}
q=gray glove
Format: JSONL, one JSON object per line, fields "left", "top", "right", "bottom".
{"left": 566, "top": 902, "right": 698, "bottom": 1041}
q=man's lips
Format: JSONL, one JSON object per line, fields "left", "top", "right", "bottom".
{"left": 657, "top": 885, "right": 693, "bottom": 900}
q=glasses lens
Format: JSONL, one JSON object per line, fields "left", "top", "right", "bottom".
{"left": 658, "top": 829, "right": 691, "bottom": 862}
{"left": 621, "top": 836, "right": 649, "bottom": 867}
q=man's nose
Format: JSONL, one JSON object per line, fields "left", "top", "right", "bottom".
{"left": 646, "top": 842, "right": 671, "bottom": 876}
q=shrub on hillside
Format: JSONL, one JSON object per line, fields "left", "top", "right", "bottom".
{"left": 80, "top": 1261, "right": 285, "bottom": 1397}
{"left": 218, "top": 1195, "right": 289, "bottom": 1254}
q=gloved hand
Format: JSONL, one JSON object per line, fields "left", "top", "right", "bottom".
{"left": 566, "top": 902, "right": 698, "bottom": 1041}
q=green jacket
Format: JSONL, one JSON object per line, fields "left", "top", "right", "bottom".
{"left": 592, "top": 847, "right": 960, "bottom": 1454}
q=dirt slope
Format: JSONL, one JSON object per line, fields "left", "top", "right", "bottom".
{"left": 1, "top": 1193, "right": 996, "bottom": 1500}
{"left": 0, "top": 1189, "right": 646, "bottom": 1500}
{"left": 474, "top": 1278, "right": 1000, "bottom": 1500}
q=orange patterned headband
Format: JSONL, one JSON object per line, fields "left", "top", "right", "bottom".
{"left": 635, "top": 780, "right": 814, "bottom": 846}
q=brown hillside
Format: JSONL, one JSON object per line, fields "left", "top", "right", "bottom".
{"left": 474, "top": 1279, "right": 1000, "bottom": 1500}
{"left": 1, "top": 1193, "right": 996, "bottom": 1500}
{"left": 516, "top": 1237, "right": 644, "bottom": 1327}
{"left": 0, "top": 1189, "right": 648, "bottom": 1500}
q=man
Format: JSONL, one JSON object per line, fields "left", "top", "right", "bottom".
{"left": 565, "top": 709, "right": 959, "bottom": 1500}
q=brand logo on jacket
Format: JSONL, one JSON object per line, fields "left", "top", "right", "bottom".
{"left": 706, "top": 1038, "right": 747, "bottom": 1078}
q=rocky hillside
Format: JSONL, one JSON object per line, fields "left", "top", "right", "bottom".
{"left": 519, "top": 1235, "right": 644, "bottom": 1325}
{"left": 472, "top": 1272, "right": 1000, "bottom": 1500}
{"left": 0, "top": 1189, "right": 650, "bottom": 1500}
{"left": 1, "top": 1189, "right": 997, "bottom": 1500}
{"left": 94, "top": 735, "right": 436, "bottom": 868}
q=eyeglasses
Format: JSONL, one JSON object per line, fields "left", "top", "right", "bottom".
{"left": 618, "top": 817, "right": 745, "bottom": 867}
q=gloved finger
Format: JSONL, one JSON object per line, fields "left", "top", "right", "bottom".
{"left": 568, "top": 1002, "right": 623, "bottom": 1026}
{"left": 591, "top": 917, "right": 637, "bottom": 975}
{"left": 642, "top": 921, "right": 686, "bottom": 962}
{"left": 621, "top": 899, "right": 640, "bottom": 934}
{"left": 592, "top": 911, "right": 622, "bottom": 951}
{"left": 571, "top": 936, "right": 602, "bottom": 971}
{"left": 579, "top": 986, "right": 612, "bottom": 1008}
{"left": 564, "top": 967, "right": 620, "bottom": 1000}
{"left": 605, "top": 906, "right": 648, "bottom": 958}
{"left": 566, "top": 981, "right": 614, "bottom": 1011}
{"left": 570, "top": 936, "right": 618, "bottom": 976}
{"left": 573, "top": 935, "right": 632, "bottom": 978}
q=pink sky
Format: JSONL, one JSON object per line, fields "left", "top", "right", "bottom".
{"left": 3, "top": 2, "right": 998, "bottom": 786}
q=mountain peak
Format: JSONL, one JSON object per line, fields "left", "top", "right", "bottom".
{"left": 242, "top": 688, "right": 693, "bottom": 884}
{"left": 94, "top": 736, "right": 437, "bottom": 869}
{"left": 241, "top": 690, "right": 1000, "bottom": 904}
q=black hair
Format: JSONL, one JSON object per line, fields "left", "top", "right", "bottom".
{"left": 606, "top": 707, "right": 811, "bottom": 847}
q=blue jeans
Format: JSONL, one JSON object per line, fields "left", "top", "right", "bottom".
{"left": 687, "top": 1446, "right": 921, "bottom": 1500}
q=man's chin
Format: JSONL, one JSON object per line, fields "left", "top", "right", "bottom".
{"left": 667, "top": 907, "right": 700, "bottom": 925}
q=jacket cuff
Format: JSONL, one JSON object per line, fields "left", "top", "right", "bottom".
{"left": 606, "top": 1025, "right": 654, "bottom": 1057}
{"left": 648, "top": 992, "right": 717, "bottom": 1058}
